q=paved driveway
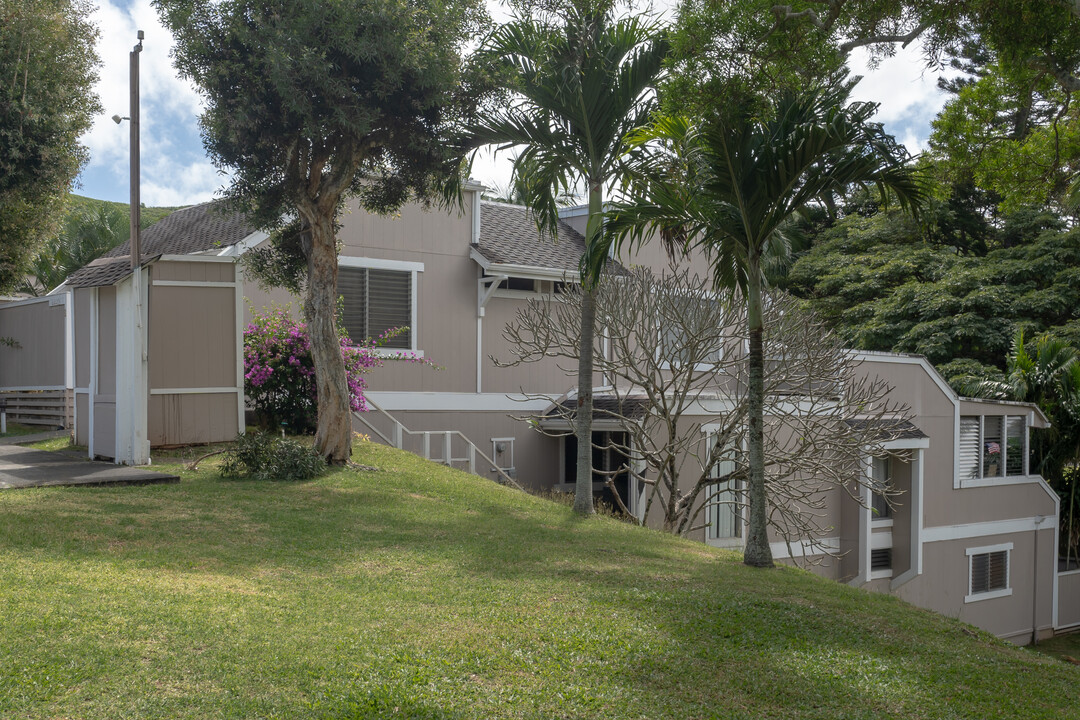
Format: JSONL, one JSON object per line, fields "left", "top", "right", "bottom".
{"left": 0, "top": 443, "right": 178, "bottom": 490}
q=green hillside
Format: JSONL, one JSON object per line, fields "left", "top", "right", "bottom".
{"left": 0, "top": 440, "right": 1076, "bottom": 719}
{"left": 67, "top": 193, "right": 185, "bottom": 229}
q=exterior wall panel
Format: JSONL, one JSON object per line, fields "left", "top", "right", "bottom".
{"left": 148, "top": 284, "right": 236, "bottom": 390}
{"left": 153, "top": 261, "right": 234, "bottom": 283}
{"left": 149, "top": 392, "right": 239, "bottom": 446}
{"left": 1058, "top": 571, "right": 1080, "bottom": 629}
{"left": 0, "top": 298, "right": 67, "bottom": 388}
{"left": 75, "top": 290, "right": 90, "bottom": 388}
{"left": 894, "top": 529, "right": 1056, "bottom": 644}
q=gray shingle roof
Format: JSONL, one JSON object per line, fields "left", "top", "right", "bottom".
{"left": 844, "top": 419, "right": 928, "bottom": 440}
{"left": 67, "top": 201, "right": 258, "bottom": 288}
{"left": 546, "top": 395, "right": 649, "bottom": 420}
{"left": 66, "top": 256, "right": 141, "bottom": 289}
{"left": 476, "top": 202, "right": 626, "bottom": 275}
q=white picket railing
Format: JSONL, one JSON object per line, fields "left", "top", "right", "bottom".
{"left": 352, "top": 398, "right": 525, "bottom": 492}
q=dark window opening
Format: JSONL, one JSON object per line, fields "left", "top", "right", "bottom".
{"left": 564, "top": 431, "right": 631, "bottom": 514}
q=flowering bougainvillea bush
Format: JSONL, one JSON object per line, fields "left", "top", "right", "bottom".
{"left": 243, "top": 305, "right": 431, "bottom": 433}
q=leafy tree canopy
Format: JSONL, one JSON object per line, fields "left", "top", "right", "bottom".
{"left": 784, "top": 209, "right": 1080, "bottom": 386}
{"left": 156, "top": 0, "right": 489, "bottom": 461}
{"left": 0, "top": 0, "right": 100, "bottom": 292}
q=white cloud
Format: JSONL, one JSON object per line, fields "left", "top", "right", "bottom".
{"left": 79, "top": 0, "right": 217, "bottom": 204}
{"left": 142, "top": 159, "right": 229, "bottom": 207}
{"left": 79, "top": 1, "right": 954, "bottom": 206}
{"left": 849, "top": 43, "right": 952, "bottom": 155}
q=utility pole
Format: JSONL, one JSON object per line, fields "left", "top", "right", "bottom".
{"left": 130, "top": 30, "right": 143, "bottom": 270}
{"left": 108, "top": 30, "right": 148, "bottom": 465}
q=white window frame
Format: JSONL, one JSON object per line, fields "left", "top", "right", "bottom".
{"left": 958, "top": 414, "right": 1033, "bottom": 488}
{"left": 965, "top": 542, "right": 1013, "bottom": 603}
{"left": 338, "top": 256, "right": 423, "bottom": 356}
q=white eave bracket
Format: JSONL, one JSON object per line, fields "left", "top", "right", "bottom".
{"left": 478, "top": 275, "right": 507, "bottom": 317}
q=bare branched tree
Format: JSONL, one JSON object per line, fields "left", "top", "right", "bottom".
{"left": 499, "top": 265, "right": 914, "bottom": 558}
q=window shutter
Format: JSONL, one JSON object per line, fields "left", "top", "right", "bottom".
{"left": 339, "top": 267, "right": 368, "bottom": 342}
{"left": 367, "top": 269, "right": 411, "bottom": 349}
{"left": 958, "top": 417, "right": 980, "bottom": 480}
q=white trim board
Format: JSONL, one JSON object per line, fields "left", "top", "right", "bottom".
{"left": 0, "top": 294, "right": 63, "bottom": 310}
{"left": 363, "top": 391, "right": 557, "bottom": 412}
{"left": 150, "top": 387, "right": 241, "bottom": 395}
{"left": 216, "top": 231, "right": 270, "bottom": 258}
{"left": 151, "top": 280, "right": 238, "bottom": 288}
{"left": 158, "top": 254, "right": 239, "bottom": 264}
{"left": 0, "top": 385, "right": 67, "bottom": 392}
{"left": 338, "top": 256, "right": 425, "bottom": 273}
{"left": 923, "top": 516, "right": 1057, "bottom": 543}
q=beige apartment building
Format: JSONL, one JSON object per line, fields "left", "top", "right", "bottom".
{"left": 3, "top": 182, "right": 1076, "bottom": 643}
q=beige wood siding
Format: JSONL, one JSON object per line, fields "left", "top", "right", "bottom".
{"left": 75, "top": 392, "right": 89, "bottom": 446}
{"left": 0, "top": 298, "right": 66, "bottom": 388}
{"left": 75, "top": 290, "right": 91, "bottom": 388}
{"left": 149, "top": 392, "right": 238, "bottom": 446}
{"left": 152, "top": 261, "right": 234, "bottom": 283}
{"left": 97, "top": 287, "right": 117, "bottom": 395}
{"left": 1058, "top": 571, "right": 1080, "bottom": 629}
{"left": 148, "top": 285, "right": 236, "bottom": 390}
{"left": 893, "top": 529, "right": 1056, "bottom": 644}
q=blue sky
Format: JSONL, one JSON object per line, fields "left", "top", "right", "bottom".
{"left": 77, "top": 1, "right": 952, "bottom": 206}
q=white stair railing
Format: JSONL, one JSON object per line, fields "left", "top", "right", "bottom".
{"left": 352, "top": 398, "right": 525, "bottom": 492}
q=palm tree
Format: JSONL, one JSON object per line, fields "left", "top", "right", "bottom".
{"left": 601, "top": 88, "right": 924, "bottom": 566}
{"left": 961, "top": 331, "right": 1080, "bottom": 564}
{"left": 466, "top": 0, "right": 668, "bottom": 514}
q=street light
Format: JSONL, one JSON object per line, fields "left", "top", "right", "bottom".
{"left": 112, "top": 30, "right": 148, "bottom": 466}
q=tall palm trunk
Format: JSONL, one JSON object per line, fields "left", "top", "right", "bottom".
{"left": 301, "top": 207, "right": 353, "bottom": 464}
{"left": 573, "top": 183, "right": 604, "bottom": 515}
{"left": 743, "top": 267, "right": 773, "bottom": 567}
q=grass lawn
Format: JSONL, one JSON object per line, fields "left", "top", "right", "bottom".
{"left": 0, "top": 422, "right": 53, "bottom": 438}
{"left": 1, "top": 441, "right": 1077, "bottom": 719}
{"left": 1034, "top": 631, "right": 1080, "bottom": 665}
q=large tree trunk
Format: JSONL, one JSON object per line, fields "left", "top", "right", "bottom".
{"left": 302, "top": 207, "right": 353, "bottom": 464}
{"left": 743, "top": 270, "right": 774, "bottom": 567}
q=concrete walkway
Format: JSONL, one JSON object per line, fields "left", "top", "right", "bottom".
{"left": 0, "top": 443, "right": 179, "bottom": 490}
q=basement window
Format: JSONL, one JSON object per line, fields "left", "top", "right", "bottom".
{"left": 965, "top": 543, "right": 1012, "bottom": 602}
{"left": 871, "top": 548, "right": 892, "bottom": 572}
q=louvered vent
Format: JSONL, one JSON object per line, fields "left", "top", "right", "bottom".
{"left": 958, "top": 417, "right": 980, "bottom": 480}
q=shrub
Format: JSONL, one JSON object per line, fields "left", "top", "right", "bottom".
{"left": 243, "top": 305, "right": 430, "bottom": 433}
{"left": 219, "top": 431, "right": 327, "bottom": 481}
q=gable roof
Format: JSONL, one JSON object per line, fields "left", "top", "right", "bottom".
{"left": 67, "top": 201, "right": 259, "bottom": 288}
{"left": 473, "top": 201, "right": 626, "bottom": 278}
